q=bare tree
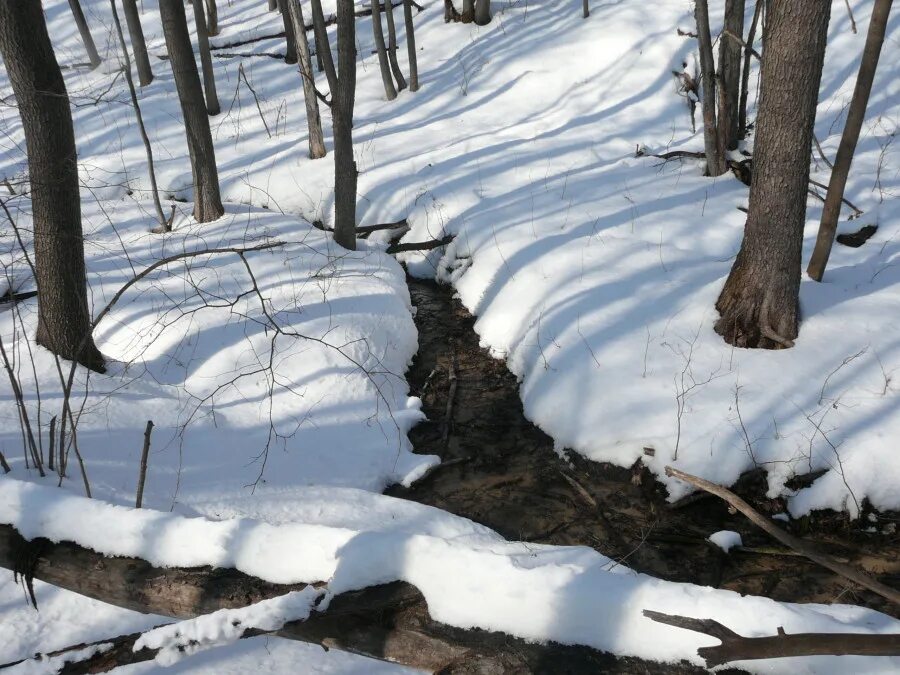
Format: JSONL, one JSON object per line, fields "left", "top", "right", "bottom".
{"left": 206, "top": 0, "right": 219, "bottom": 36}
{"left": 279, "top": 0, "right": 299, "bottom": 64}
{"left": 718, "top": 0, "right": 745, "bottom": 150}
{"left": 474, "top": 0, "right": 491, "bottom": 26}
{"left": 68, "top": 0, "right": 102, "bottom": 69}
{"left": 122, "top": 0, "right": 154, "bottom": 86}
{"left": 311, "top": 0, "right": 338, "bottom": 87}
{"left": 715, "top": 0, "right": 832, "bottom": 348}
{"left": 333, "top": 0, "right": 358, "bottom": 249}
{"left": 583, "top": 0, "right": 589, "bottom": 19}
{"left": 191, "top": 0, "right": 221, "bottom": 115}
{"left": 385, "top": 0, "right": 408, "bottom": 90}
{"left": 738, "top": 0, "right": 763, "bottom": 140}
{"left": 807, "top": 0, "right": 893, "bottom": 281}
{"left": 372, "top": 0, "right": 398, "bottom": 99}
{"left": 0, "top": 1, "right": 104, "bottom": 371}
{"left": 694, "top": 0, "right": 726, "bottom": 176}
{"left": 404, "top": 0, "right": 419, "bottom": 91}
{"left": 159, "top": 0, "right": 224, "bottom": 222}
{"left": 284, "top": 0, "right": 327, "bottom": 158}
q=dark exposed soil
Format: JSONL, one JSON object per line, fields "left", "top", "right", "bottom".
{"left": 388, "top": 277, "right": 900, "bottom": 672}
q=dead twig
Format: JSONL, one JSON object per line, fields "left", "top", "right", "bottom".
{"left": 441, "top": 354, "right": 458, "bottom": 448}
{"left": 135, "top": 420, "right": 154, "bottom": 508}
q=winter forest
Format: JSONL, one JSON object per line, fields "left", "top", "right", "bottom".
{"left": 0, "top": 0, "right": 898, "bottom": 672}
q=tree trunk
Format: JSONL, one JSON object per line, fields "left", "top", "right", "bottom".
{"left": 715, "top": 0, "right": 832, "bottom": 349}
{"left": 280, "top": 0, "right": 299, "bottom": 64}
{"left": 583, "top": 0, "right": 589, "bottom": 18}
{"left": 718, "top": 0, "right": 745, "bottom": 150}
{"left": 0, "top": 1, "right": 104, "bottom": 372}
{"left": 311, "top": 0, "right": 339, "bottom": 90}
{"left": 67, "top": 0, "right": 102, "bottom": 69}
{"left": 404, "top": 0, "right": 419, "bottom": 92}
{"left": 205, "top": 0, "right": 219, "bottom": 36}
{"left": 694, "top": 0, "right": 726, "bottom": 176}
{"left": 159, "top": 0, "right": 224, "bottom": 223}
{"left": 474, "top": 0, "right": 491, "bottom": 25}
{"left": 333, "top": 0, "right": 358, "bottom": 250}
{"left": 385, "top": 0, "right": 408, "bottom": 90}
{"left": 122, "top": 0, "right": 154, "bottom": 86}
{"left": 461, "top": 0, "right": 475, "bottom": 23}
{"left": 190, "top": 0, "right": 221, "bottom": 115}
{"left": 372, "top": 0, "right": 398, "bottom": 100}
{"left": 268, "top": 0, "right": 278, "bottom": 11}
{"left": 284, "top": 0, "right": 327, "bottom": 158}
{"left": 738, "top": 0, "right": 763, "bottom": 139}
{"left": 807, "top": 0, "right": 893, "bottom": 281}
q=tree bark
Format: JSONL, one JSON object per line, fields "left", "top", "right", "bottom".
{"left": 67, "top": 0, "right": 102, "bottom": 69}
{"left": 333, "top": 0, "right": 358, "bottom": 249}
{"left": 474, "top": 0, "right": 491, "bottom": 25}
{"left": 311, "top": 0, "right": 339, "bottom": 92}
{"left": 284, "top": 0, "right": 327, "bottom": 158}
{"left": 715, "top": 0, "right": 831, "bottom": 349}
{"left": 205, "top": 0, "right": 219, "bottom": 36}
{"left": 403, "top": 0, "right": 419, "bottom": 92}
{"left": 0, "top": 0, "right": 105, "bottom": 372}
{"left": 461, "top": 0, "right": 475, "bottom": 23}
{"left": 384, "top": 0, "right": 408, "bottom": 90}
{"left": 159, "top": 0, "right": 224, "bottom": 223}
{"left": 190, "top": 0, "right": 221, "bottom": 115}
{"left": 122, "top": 0, "right": 154, "bottom": 86}
{"left": 372, "top": 0, "right": 398, "bottom": 100}
{"left": 738, "top": 0, "right": 763, "bottom": 139}
{"left": 807, "top": 0, "right": 893, "bottom": 281}
{"left": 718, "top": 0, "right": 745, "bottom": 150}
{"left": 583, "top": 0, "right": 589, "bottom": 19}
{"left": 279, "top": 0, "right": 299, "bottom": 64}
{"left": 694, "top": 0, "right": 726, "bottom": 176}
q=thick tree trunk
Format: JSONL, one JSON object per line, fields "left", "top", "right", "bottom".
{"left": 190, "top": 0, "right": 221, "bottom": 115}
{"left": 284, "top": 0, "right": 327, "bottom": 158}
{"left": 385, "top": 0, "right": 408, "bottom": 90}
{"left": 205, "top": 0, "right": 219, "bottom": 36}
{"left": 694, "top": 0, "right": 726, "bottom": 176}
{"left": 122, "top": 0, "right": 154, "bottom": 86}
{"left": 738, "top": 0, "right": 763, "bottom": 140}
{"left": 279, "top": 0, "right": 299, "bottom": 64}
{"left": 807, "top": 0, "right": 893, "bottom": 281}
{"left": 404, "top": 0, "right": 419, "bottom": 92}
{"left": 372, "top": 0, "right": 398, "bottom": 100}
{"left": 67, "top": 0, "right": 102, "bottom": 69}
{"left": 715, "top": 0, "right": 832, "bottom": 349}
{"left": 474, "top": 0, "right": 491, "bottom": 25}
{"left": 718, "top": 0, "right": 745, "bottom": 150}
{"left": 333, "top": 0, "right": 358, "bottom": 250}
{"left": 0, "top": 1, "right": 105, "bottom": 373}
{"left": 159, "top": 0, "right": 224, "bottom": 222}
{"left": 461, "top": 0, "right": 475, "bottom": 23}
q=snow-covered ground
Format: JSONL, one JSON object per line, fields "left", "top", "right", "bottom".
{"left": 1, "top": 0, "right": 898, "bottom": 672}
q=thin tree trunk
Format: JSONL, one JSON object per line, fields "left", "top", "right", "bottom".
{"left": 738, "top": 0, "right": 763, "bottom": 139}
{"left": 110, "top": 0, "right": 167, "bottom": 231}
{"left": 372, "top": 0, "right": 398, "bottom": 100}
{"left": 311, "top": 0, "right": 338, "bottom": 90}
{"left": 333, "top": 0, "right": 358, "bottom": 249}
{"left": 191, "top": 0, "right": 221, "bottom": 115}
{"left": 0, "top": 1, "right": 104, "bottom": 372}
{"left": 280, "top": 0, "right": 299, "bottom": 64}
{"left": 122, "top": 0, "right": 154, "bottom": 86}
{"left": 715, "top": 0, "right": 832, "bottom": 348}
{"left": 718, "top": 0, "right": 745, "bottom": 150}
{"left": 695, "top": 0, "right": 726, "bottom": 176}
{"left": 807, "top": 0, "right": 893, "bottom": 281}
{"left": 268, "top": 0, "right": 278, "bottom": 11}
{"left": 583, "top": 0, "right": 589, "bottom": 18}
{"left": 385, "top": 0, "right": 408, "bottom": 90}
{"left": 159, "top": 0, "right": 224, "bottom": 223}
{"left": 68, "top": 0, "right": 102, "bottom": 69}
{"left": 284, "top": 0, "right": 327, "bottom": 158}
{"left": 474, "top": 0, "right": 491, "bottom": 25}
{"left": 205, "top": 0, "right": 219, "bottom": 36}
{"left": 404, "top": 0, "right": 419, "bottom": 92}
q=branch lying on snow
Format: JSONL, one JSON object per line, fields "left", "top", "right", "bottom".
{"left": 665, "top": 466, "right": 900, "bottom": 606}
{"left": 386, "top": 234, "right": 454, "bottom": 254}
{"left": 643, "top": 610, "right": 900, "bottom": 667}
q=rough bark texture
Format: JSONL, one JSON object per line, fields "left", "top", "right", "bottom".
{"left": 0, "top": 0, "right": 105, "bottom": 372}
{"left": 279, "top": 0, "right": 299, "bottom": 64}
{"left": 738, "top": 0, "right": 763, "bottom": 139}
{"left": 474, "top": 0, "right": 491, "bottom": 25}
{"left": 191, "top": 0, "right": 221, "bottom": 115}
{"left": 333, "top": 0, "right": 358, "bottom": 249}
{"left": 695, "top": 0, "right": 726, "bottom": 176}
{"left": 718, "top": 0, "right": 745, "bottom": 150}
{"left": 284, "top": 0, "right": 327, "bottom": 158}
{"left": 384, "top": 0, "right": 408, "bottom": 90}
{"left": 122, "top": 0, "right": 154, "bottom": 86}
{"left": 715, "top": 0, "right": 832, "bottom": 349}
{"left": 67, "top": 0, "right": 102, "bottom": 68}
{"left": 807, "top": 0, "right": 893, "bottom": 281}
{"left": 372, "top": 0, "right": 398, "bottom": 100}
{"left": 403, "top": 0, "right": 419, "bottom": 91}
{"left": 159, "top": 0, "right": 224, "bottom": 222}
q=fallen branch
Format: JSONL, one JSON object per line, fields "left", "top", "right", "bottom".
{"left": 665, "top": 466, "right": 900, "bottom": 606}
{"left": 808, "top": 178, "right": 864, "bottom": 217}
{"left": 386, "top": 234, "right": 454, "bottom": 254}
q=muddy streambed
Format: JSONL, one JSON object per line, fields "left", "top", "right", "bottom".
{"left": 388, "top": 278, "right": 900, "bottom": 646}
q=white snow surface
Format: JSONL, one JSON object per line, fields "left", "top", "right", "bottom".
{"left": 707, "top": 530, "right": 743, "bottom": 553}
{"left": 0, "top": 0, "right": 899, "bottom": 672}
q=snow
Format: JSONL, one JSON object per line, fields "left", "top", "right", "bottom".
{"left": 708, "top": 530, "right": 743, "bottom": 553}
{"left": 0, "top": 0, "right": 898, "bottom": 672}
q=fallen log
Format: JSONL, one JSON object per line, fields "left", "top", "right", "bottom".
{"left": 643, "top": 610, "right": 900, "bottom": 667}
{"left": 0, "top": 524, "right": 674, "bottom": 674}
{"left": 386, "top": 234, "right": 454, "bottom": 254}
